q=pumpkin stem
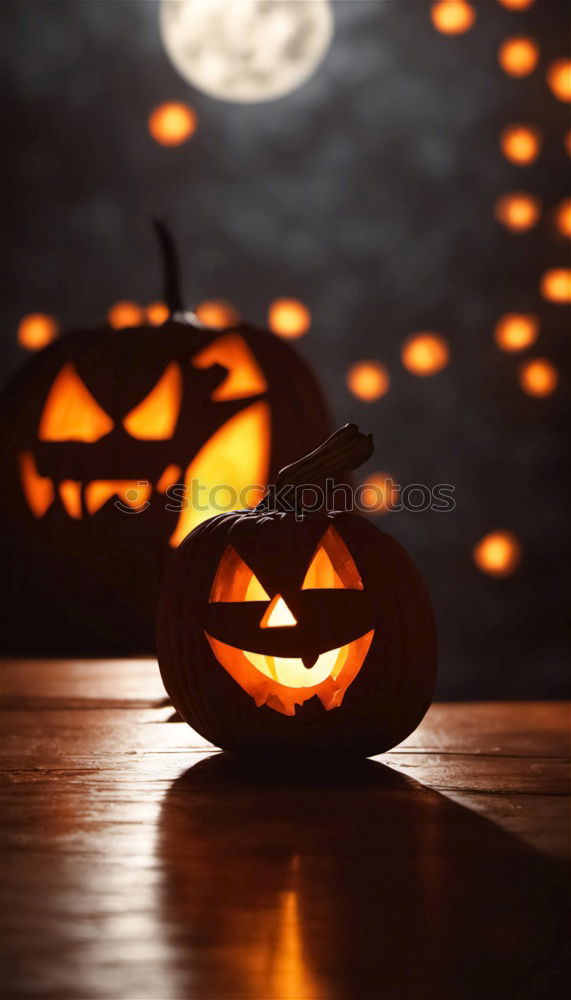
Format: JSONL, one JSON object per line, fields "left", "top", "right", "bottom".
{"left": 153, "top": 219, "right": 185, "bottom": 316}
{"left": 259, "top": 424, "right": 373, "bottom": 512}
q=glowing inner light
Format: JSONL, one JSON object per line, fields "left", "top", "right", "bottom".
{"left": 148, "top": 102, "right": 197, "bottom": 146}
{"left": 498, "top": 0, "right": 534, "bottom": 8}
{"left": 498, "top": 37, "right": 539, "bottom": 77}
{"left": 17, "top": 313, "right": 58, "bottom": 350}
{"left": 494, "top": 192, "right": 541, "bottom": 232}
{"left": 431, "top": 1, "right": 476, "bottom": 35}
{"left": 494, "top": 313, "right": 539, "bottom": 352}
{"left": 473, "top": 531, "right": 521, "bottom": 577}
{"left": 159, "top": 0, "right": 334, "bottom": 104}
{"left": 39, "top": 363, "right": 114, "bottom": 443}
{"left": 268, "top": 299, "right": 311, "bottom": 339}
{"left": 518, "top": 358, "right": 559, "bottom": 397}
{"left": 123, "top": 363, "right": 182, "bottom": 440}
{"left": 500, "top": 125, "right": 541, "bottom": 165}
{"left": 347, "top": 361, "right": 390, "bottom": 401}
{"left": 260, "top": 595, "right": 297, "bottom": 628}
{"left": 108, "top": 301, "right": 145, "bottom": 330}
{"left": 547, "top": 59, "right": 571, "bottom": 102}
{"left": 540, "top": 269, "right": 571, "bottom": 303}
{"left": 401, "top": 333, "right": 450, "bottom": 376}
{"left": 195, "top": 300, "right": 240, "bottom": 329}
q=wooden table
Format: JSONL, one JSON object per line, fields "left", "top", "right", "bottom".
{"left": 1, "top": 659, "right": 569, "bottom": 1000}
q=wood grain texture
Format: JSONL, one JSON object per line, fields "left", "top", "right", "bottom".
{"left": 1, "top": 659, "right": 569, "bottom": 1000}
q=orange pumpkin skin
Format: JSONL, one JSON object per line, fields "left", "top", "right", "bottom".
{"left": 157, "top": 508, "right": 437, "bottom": 756}
{"left": 0, "top": 317, "right": 331, "bottom": 654}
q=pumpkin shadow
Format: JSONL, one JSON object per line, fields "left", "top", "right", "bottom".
{"left": 157, "top": 753, "right": 569, "bottom": 1000}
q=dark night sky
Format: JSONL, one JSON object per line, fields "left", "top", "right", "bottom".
{"left": 1, "top": 0, "right": 569, "bottom": 696}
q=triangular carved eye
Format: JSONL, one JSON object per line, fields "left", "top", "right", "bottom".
{"left": 192, "top": 333, "right": 267, "bottom": 401}
{"left": 123, "top": 363, "right": 182, "bottom": 439}
{"left": 302, "top": 526, "right": 364, "bottom": 590}
{"left": 210, "top": 545, "right": 270, "bottom": 603}
{"left": 39, "top": 363, "right": 113, "bottom": 442}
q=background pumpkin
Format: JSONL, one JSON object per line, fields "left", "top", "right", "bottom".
{"left": 157, "top": 426, "right": 437, "bottom": 756}
{"left": 0, "top": 227, "right": 331, "bottom": 654}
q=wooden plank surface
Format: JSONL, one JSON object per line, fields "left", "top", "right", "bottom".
{"left": 1, "top": 659, "right": 569, "bottom": 1000}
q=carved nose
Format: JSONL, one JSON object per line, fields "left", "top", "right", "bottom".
{"left": 260, "top": 594, "right": 297, "bottom": 628}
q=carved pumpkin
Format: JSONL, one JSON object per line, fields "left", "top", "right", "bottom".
{"left": 0, "top": 226, "right": 331, "bottom": 653}
{"left": 157, "top": 425, "right": 437, "bottom": 755}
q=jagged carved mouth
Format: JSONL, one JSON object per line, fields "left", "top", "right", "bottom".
{"left": 18, "top": 452, "right": 180, "bottom": 519}
{"left": 204, "top": 629, "right": 375, "bottom": 716}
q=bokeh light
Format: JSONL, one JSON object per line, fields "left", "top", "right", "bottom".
{"left": 497, "top": 0, "right": 535, "bottom": 9}
{"left": 146, "top": 301, "right": 169, "bottom": 325}
{"left": 554, "top": 198, "right": 571, "bottom": 238}
{"left": 347, "top": 361, "right": 390, "bottom": 401}
{"left": 401, "top": 333, "right": 450, "bottom": 375}
{"left": 268, "top": 298, "right": 311, "bottom": 339}
{"left": 195, "top": 299, "right": 240, "bottom": 329}
{"left": 148, "top": 102, "right": 197, "bottom": 146}
{"left": 499, "top": 124, "right": 541, "bottom": 165}
{"left": 518, "top": 358, "right": 559, "bottom": 397}
{"left": 498, "top": 37, "right": 539, "bottom": 77}
{"left": 359, "top": 473, "right": 399, "bottom": 515}
{"left": 494, "top": 192, "right": 541, "bottom": 232}
{"left": 546, "top": 59, "right": 571, "bottom": 102}
{"left": 540, "top": 268, "right": 571, "bottom": 303}
{"left": 431, "top": 1, "right": 476, "bottom": 35}
{"left": 17, "top": 313, "right": 58, "bottom": 350}
{"left": 494, "top": 313, "right": 539, "bottom": 351}
{"left": 473, "top": 530, "right": 522, "bottom": 577}
{"left": 108, "top": 301, "right": 145, "bottom": 329}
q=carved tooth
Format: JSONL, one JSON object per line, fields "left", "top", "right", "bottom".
{"left": 19, "top": 453, "right": 54, "bottom": 518}
{"left": 85, "top": 481, "right": 118, "bottom": 515}
{"left": 156, "top": 464, "right": 181, "bottom": 493}
{"left": 59, "top": 481, "right": 82, "bottom": 519}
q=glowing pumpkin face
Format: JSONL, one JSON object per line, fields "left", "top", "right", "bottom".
{"left": 1, "top": 317, "right": 331, "bottom": 653}
{"left": 158, "top": 506, "right": 437, "bottom": 756}
{"left": 205, "top": 526, "right": 374, "bottom": 716}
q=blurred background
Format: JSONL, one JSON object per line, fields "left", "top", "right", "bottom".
{"left": 1, "top": 0, "right": 569, "bottom": 697}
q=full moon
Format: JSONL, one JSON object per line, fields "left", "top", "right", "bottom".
{"left": 159, "top": 0, "right": 334, "bottom": 103}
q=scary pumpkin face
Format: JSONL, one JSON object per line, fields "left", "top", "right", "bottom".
{"left": 205, "top": 526, "right": 374, "bottom": 716}
{"left": 1, "top": 316, "right": 331, "bottom": 654}
{"left": 157, "top": 505, "right": 437, "bottom": 756}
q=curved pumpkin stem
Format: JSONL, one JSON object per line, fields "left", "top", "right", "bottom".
{"left": 153, "top": 219, "right": 185, "bottom": 317}
{"left": 270, "top": 423, "right": 373, "bottom": 494}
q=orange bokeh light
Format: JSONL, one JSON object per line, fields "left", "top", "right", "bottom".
{"left": 195, "top": 300, "right": 240, "bottom": 329}
{"left": 473, "top": 531, "right": 522, "bottom": 577}
{"left": 17, "top": 313, "right": 58, "bottom": 350}
{"left": 347, "top": 361, "right": 390, "bottom": 401}
{"left": 401, "top": 333, "right": 450, "bottom": 376}
{"left": 268, "top": 299, "right": 311, "bottom": 339}
{"left": 494, "top": 313, "right": 539, "bottom": 352}
{"left": 554, "top": 199, "right": 571, "bottom": 238}
{"left": 494, "top": 192, "right": 541, "bottom": 232}
{"left": 146, "top": 301, "right": 169, "bottom": 325}
{"left": 148, "top": 102, "right": 197, "bottom": 146}
{"left": 431, "top": 1, "right": 476, "bottom": 35}
{"left": 359, "top": 473, "right": 399, "bottom": 515}
{"left": 518, "top": 358, "right": 559, "bottom": 397}
{"left": 540, "top": 268, "right": 571, "bottom": 303}
{"left": 108, "top": 301, "right": 145, "bottom": 330}
{"left": 498, "top": 37, "right": 539, "bottom": 77}
{"left": 499, "top": 125, "right": 541, "bottom": 165}
{"left": 546, "top": 59, "right": 571, "bottom": 102}
{"left": 497, "top": 0, "right": 534, "bottom": 9}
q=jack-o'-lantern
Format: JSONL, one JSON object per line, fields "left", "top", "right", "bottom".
{"left": 0, "top": 225, "right": 331, "bottom": 654}
{"left": 157, "top": 425, "right": 437, "bottom": 755}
